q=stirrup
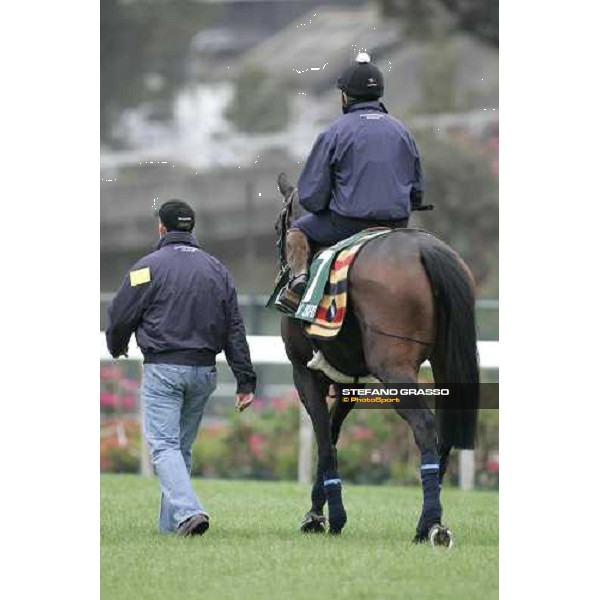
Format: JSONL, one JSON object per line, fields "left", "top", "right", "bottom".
{"left": 273, "top": 275, "right": 307, "bottom": 315}
{"left": 273, "top": 286, "right": 301, "bottom": 315}
{"left": 289, "top": 273, "right": 307, "bottom": 296}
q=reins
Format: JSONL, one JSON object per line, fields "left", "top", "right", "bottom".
{"left": 275, "top": 193, "right": 293, "bottom": 275}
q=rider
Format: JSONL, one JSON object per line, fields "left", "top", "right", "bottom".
{"left": 277, "top": 52, "right": 425, "bottom": 313}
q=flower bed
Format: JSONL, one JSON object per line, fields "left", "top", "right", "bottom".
{"left": 100, "top": 364, "right": 498, "bottom": 488}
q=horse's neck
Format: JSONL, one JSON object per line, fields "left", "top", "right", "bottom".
{"left": 291, "top": 194, "right": 307, "bottom": 220}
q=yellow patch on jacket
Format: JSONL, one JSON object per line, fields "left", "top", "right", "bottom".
{"left": 129, "top": 267, "right": 151, "bottom": 287}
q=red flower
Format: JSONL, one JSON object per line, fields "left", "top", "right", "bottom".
{"left": 351, "top": 425, "right": 374, "bottom": 441}
{"left": 100, "top": 392, "right": 119, "bottom": 409}
{"left": 100, "top": 366, "right": 122, "bottom": 380}
{"left": 121, "top": 394, "right": 137, "bottom": 410}
{"left": 248, "top": 433, "right": 266, "bottom": 458}
{"left": 271, "top": 397, "right": 292, "bottom": 412}
{"left": 120, "top": 378, "right": 140, "bottom": 393}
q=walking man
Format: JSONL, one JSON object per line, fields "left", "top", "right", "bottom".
{"left": 106, "top": 200, "right": 256, "bottom": 536}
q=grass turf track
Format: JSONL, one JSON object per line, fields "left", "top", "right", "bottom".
{"left": 101, "top": 474, "right": 498, "bottom": 600}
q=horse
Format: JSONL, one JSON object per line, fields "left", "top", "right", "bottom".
{"left": 274, "top": 173, "right": 480, "bottom": 546}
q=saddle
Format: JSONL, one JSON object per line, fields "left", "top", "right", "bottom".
{"left": 268, "top": 228, "right": 392, "bottom": 339}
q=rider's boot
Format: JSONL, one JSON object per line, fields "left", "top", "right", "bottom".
{"left": 275, "top": 228, "right": 310, "bottom": 314}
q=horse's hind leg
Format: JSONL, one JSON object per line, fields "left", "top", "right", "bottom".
{"left": 292, "top": 364, "right": 348, "bottom": 534}
{"left": 438, "top": 443, "right": 452, "bottom": 486}
{"left": 376, "top": 367, "right": 444, "bottom": 543}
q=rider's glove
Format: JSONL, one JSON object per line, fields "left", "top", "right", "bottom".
{"left": 410, "top": 187, "right": 423, "bottom": 210}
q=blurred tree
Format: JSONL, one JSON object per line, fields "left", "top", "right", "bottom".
{"left": 101, "top": 0, "right": 220, "bottom": 144}
{"left": 378, "top": 0, "right": 498, "bottom": 46}
{"left": 418, "top": 38, "right": 460, "bottom": 113}
{"left": 101, "top": 0, "right": 144, "bottom": 141}
{"left": 379, "top": 0, "right": 436, "bottom": 37}
{"left": 411, "top": 130, "right": 498, "bottom": 295}
{"left": 226, "top": 66, "right": 290, "bottom": 133}
{"left": 439, "top": 0, "right": 498, "bottom": 46}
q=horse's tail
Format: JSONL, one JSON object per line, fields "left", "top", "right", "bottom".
{"left": 419, "top": 240, "right": 479, "bottom": 450}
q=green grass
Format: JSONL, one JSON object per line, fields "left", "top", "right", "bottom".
{"left": 101, "top": 475, "right": 498, "bottom": 600}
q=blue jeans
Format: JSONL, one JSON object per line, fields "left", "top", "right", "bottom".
{"left": 141, "top": 363, "right": 217, "bottom": 533}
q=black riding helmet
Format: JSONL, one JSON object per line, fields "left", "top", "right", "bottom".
{"left": 336, "top": 52, "right": 384, "bottom": 100}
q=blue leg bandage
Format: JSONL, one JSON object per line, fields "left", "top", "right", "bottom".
{"left": 420, "top": 451, "right": 441, "bottom": 524}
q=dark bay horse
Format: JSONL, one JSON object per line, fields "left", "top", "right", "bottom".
{"left": 275, "top": 174, "right": 479, "bottom": 546}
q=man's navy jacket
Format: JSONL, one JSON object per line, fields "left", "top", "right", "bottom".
{"left": 298, "top": 101, "right": 423, "bottom": 221}
{"left": 106, "top": 231, "right": 256, "bottom": 394}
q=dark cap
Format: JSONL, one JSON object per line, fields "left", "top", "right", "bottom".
{"left": 336, "top": 52, "right": 384, "bottom": 100}
{"left": 158, "top": 200, "right": 195, "bottom": 232}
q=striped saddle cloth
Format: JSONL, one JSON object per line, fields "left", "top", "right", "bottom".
{"left": 295, "top": 228, "right": 392, "bottom": 339}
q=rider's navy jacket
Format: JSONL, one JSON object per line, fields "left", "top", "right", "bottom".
{"left": 106, "top": 231, "right": 256, "bottom": 394}
{"left": 298, "top": 101, "right": 423, "bottom": 221}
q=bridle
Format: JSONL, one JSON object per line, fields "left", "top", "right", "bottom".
{"left": 275, "top": 190, "right": 294, "bottom": 275}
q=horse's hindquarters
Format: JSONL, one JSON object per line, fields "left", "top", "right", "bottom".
{"left": 348, "top": 231, "right": 437, "bottom": 378}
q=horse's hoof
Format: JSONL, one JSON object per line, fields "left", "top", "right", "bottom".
{"left": 328, "top": 511, "right": 347, "bottom": 535}
{"left": 300, "top": 512, "right": 326, "bottom": 534}
{"left": 428, "top": 524, "right": 453, "bottom": 549}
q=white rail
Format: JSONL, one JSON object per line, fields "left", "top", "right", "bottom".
{"left": 100, "top": 333, "right": 499, "bottom": 369}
